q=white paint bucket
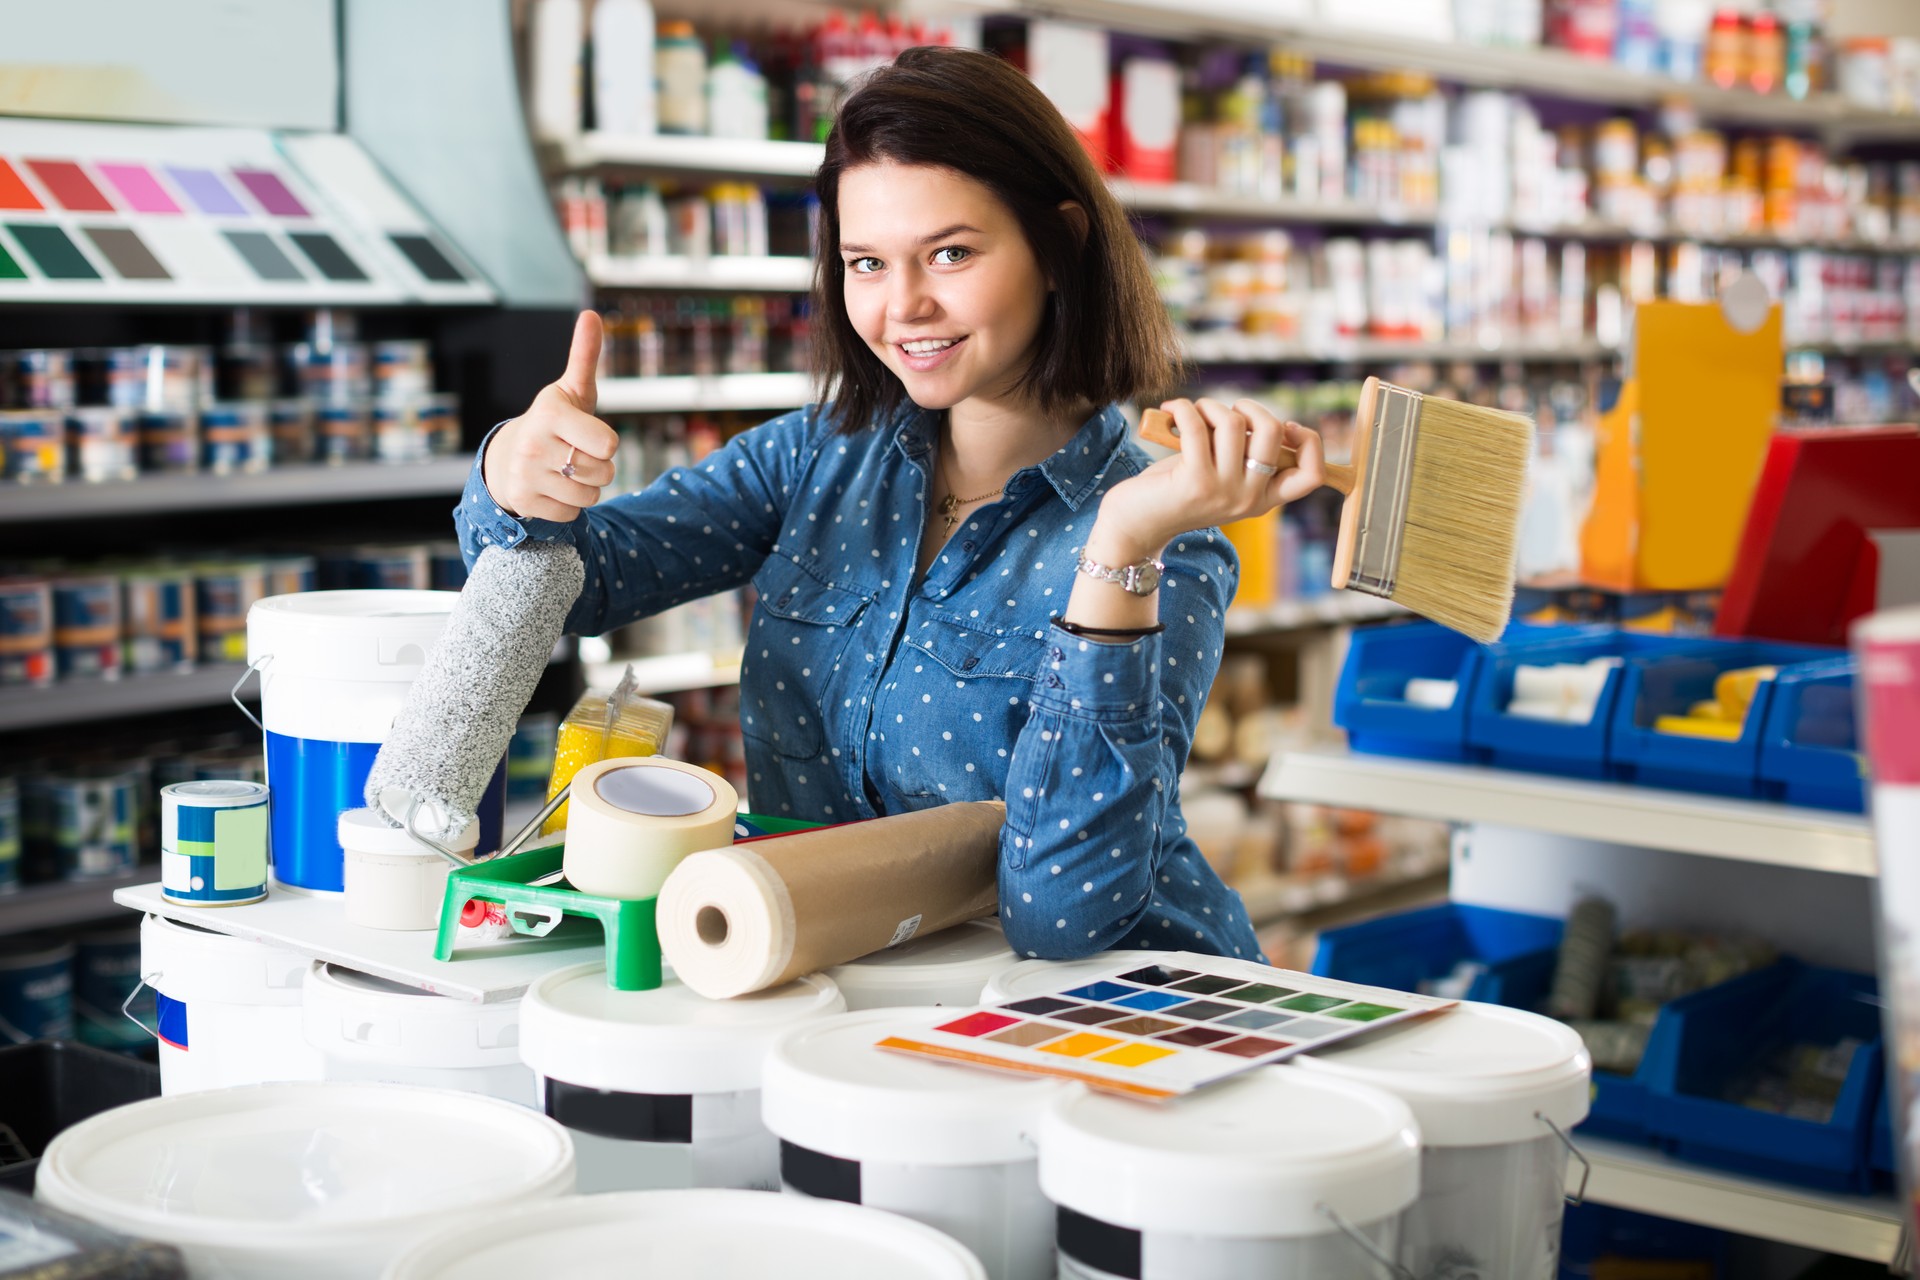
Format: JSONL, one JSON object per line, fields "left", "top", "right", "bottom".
{"left": 338, "top": 808, "right": 477, "bottom": 931}
{"left": 384, "top": 1188, "right": 987, "bottom": 1279}
{"left": 1293, "top": 1000, "right": 1591, "bottom": 1278}
{"left": 1039, "top": 1068, "right": 1419, "bottom": 1279}
{"left": 137, "top": 913, "right": 323, "bottom": 1094}
{"left": 519, "top": 962, "right": 845, "bottom": 1193}
{"left": 764, "top": 1007, "right": 1070, "bottom": 1280}
{"left": 827, "top": 919, "right": 1018, "bottom": 1010}
{"left": 980, "top": 951, "right": 1182, "bottom": 1005}
{"left": 35, "top": 1081, "right": 574, "bottom": 1280}
{"left": 302, "top": 962, "right": 534, "bottom": 1107}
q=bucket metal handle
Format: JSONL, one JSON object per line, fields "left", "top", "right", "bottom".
{"left": 1316, "top": 1203, "right": 1416, "bottom": 1280}
{"left": 402, "top": 795, "right": 474, "bottom": 869}
{"left": 121, "top": 973, "right": 162, "bottom": 1042}
{"left": 1538, "top": 1112, "right": 1591, "bottom": 1206}
{"left": 231, "top": 654, "right": 271, "bottom": 732}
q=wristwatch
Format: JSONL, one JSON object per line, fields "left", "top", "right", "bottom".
{"left": 1073, "top": 547, "right": 1164, "bottom": 596}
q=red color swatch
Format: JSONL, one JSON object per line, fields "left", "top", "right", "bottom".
{"left": 25, "top": 160, "right": 114, "bottom": 212}
{"left": 0, "top": 160, "right": 41, "bottom": 210}
{"left": 935, "top": 1011, "right": 1020, "bottom": 1037}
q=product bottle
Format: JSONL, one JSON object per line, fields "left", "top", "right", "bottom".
{"left": 1704, "top": 7, "right": 1744, "bottom": 87}
{"left": 708, "top": 41, "right": 771, "bottom": 140}
{"left": 657, "top": 20, "right": 708, "bottom": 135}
{"left": 528, "top": 0, "right": 585, "bottom": 140}
{"left": 592, "top": 0, "right": 656, "bottom": 136}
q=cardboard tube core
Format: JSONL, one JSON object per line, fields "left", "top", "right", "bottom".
{"left": 696, "top": 904, "right": 730, "bottom": 947}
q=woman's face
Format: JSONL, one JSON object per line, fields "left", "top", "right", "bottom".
{"left": 838, "top": 160, "right": 1049, "bottom": 415}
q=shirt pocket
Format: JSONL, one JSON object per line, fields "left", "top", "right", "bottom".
{"left": 877, "top": 616, "right": 1048, "bottom": 801}
{"left": 742, "top": 564, "right": 870, "bottom": 761}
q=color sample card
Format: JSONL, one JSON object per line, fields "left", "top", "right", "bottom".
{"left": 877, "top": 952, "right": 1456, "bottom": 1100}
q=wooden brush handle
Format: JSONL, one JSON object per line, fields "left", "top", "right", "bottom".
{"left": 1138, "top": 409, "right": 1354, "bottom": 494}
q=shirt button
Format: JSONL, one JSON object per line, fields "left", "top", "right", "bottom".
{"left": 1050, "top": 647, "right": 1064, "bottom": 661}
{"left": 962, "top": 656, "right": 978, "bottom": 670}
{"left": 962, "top": 540, "right": 975, "bottom": 551}
{"left": 1046, "top": 674, "right": 1064, "bottom": 688}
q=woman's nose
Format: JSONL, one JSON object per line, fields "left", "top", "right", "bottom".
{"left": 886, "top": 268, "right": 937, "bottom": 324}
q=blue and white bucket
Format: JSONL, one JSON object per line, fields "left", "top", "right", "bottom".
{"left": 161, "top": 780, "right": 270, "bottom": 906}
{"left": 243, "top": 590, "right": 503, "bottom": 894}
{"left": 0, "top": 937, "right": 74, "bottom": 1043}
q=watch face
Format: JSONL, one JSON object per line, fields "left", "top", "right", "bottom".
{"left": 1133, "top": 562, "right": 1161, "bottom": 594}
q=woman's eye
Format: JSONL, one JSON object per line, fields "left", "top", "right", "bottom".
{"left": 848, "top": 256, "right": 883, "bottom": 274}
{"left": 932, "top": 246, "right": 972, "bottom": 266}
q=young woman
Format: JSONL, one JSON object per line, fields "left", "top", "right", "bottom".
{"left": 458, "top": 46, "right": 1326, "bottom": 961}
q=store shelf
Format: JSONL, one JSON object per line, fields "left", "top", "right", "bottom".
{"left": 1183, "top": 332, "right": 1616, "bottom": 365}
{"left": 595, "top": 372, "right": 812, "bottom": 415}
{"left": 554, "top": 132, "right": 824, "bottom": 179}
{"left": 0, "top": 871, "right": 150, "bottom": 935}
{"left": 585, "top": 254, "right": 815, "bottom": 291}
{"left": 1238, "top": 860, "right": 1450, "bottom": 929}
{"left": 1575, "top": 1137, "right": 1905, "bottom": 1263}
{"left": 1108, "top": 179, "right": 1436, "bottom": 227}
{"left": 1224, "top": 593, "right": 1405, "bottom": 636}
{"left": 0, "top": 665, "right": 252, "bottom": 732}
{"left": 1260, "top": 749, "right": 1875, "bottom": 876}
{"left": 584, "top": 646, "right": 745, "bottom": 696}
{"left": 0, "top": 459, "right": 472, "bottom": 524}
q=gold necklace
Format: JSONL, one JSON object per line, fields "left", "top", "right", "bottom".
{"left": 937, "top": 486, "right": 1002, "bottom": 534}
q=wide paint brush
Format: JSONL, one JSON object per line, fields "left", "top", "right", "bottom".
{"left": 1140, "top": 377, "right": 1534, "bottom": 643}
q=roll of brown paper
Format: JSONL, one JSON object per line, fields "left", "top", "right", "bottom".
{"left": 656, "top": 801, "right": 1005, "bottom": 999}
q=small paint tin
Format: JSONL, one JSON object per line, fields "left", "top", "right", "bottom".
{"left": 357, "top": 544, "right": 430, "bottom": 591}
{"left": 195, "top": 561, "right": 268, "bottom": 664}
{"left": 300, "top": 339, "right": 371, "bottom": 405}
{"left": 122, "top": 567, "right": 197, "bottom": 675}
{"left": 264, "top": 554, "right": 318, "bottom": 597}
{"left": 4, "top": 349, "right": 76, "bottom": 410}
{"left": 130, "top": 344, "right": 210, "bottom": 412}
{"left": 373, "top": 400, "right": 430, "bottom": 463}
{"left": 67, "top": 406, "right": 139, "bottom": 482}
{"left": 372, "top": 340, "right": 433, "bottom": 402}
{"left": 191, "top": 745, "right": 266, "bottom": 786}
{"left": 0, "top": 777, "right": 19, "bottom": 893}
{"left": 0, "top": 577, "right": 55, "bottom": 688}
{"left": 201, "top": 401, "right": 271, "bottom": 475}
{"left": 429, "top": 542, "right": 469, "bottom": 592}
{"left": 161, "top": 779, "right": 270, "bottom": 907}
{"left": 2, "top": 409, "right": 67, "bottom": 483}
{"left": 269, "top": 398, "right": 316, "bottom": 464}
{"left": 0, "top": 938, "right": 75, "bottom": 1043}
{"left": 137, "top": 410, "right": 199, "bottom": 473}
{"left": 73, "top": 925, "right": 146, "bottom": 1051}
{"left": 50, "top": 767, "right": 140, "bottom": 880}
{"left": 316, "top": 402, "right": 372, "bottom": 463}
{"left": 52, "top": 574, "right": 122, "bottom": 681}
{"left": 419, "top": 391, "right": 462, "bottom": 455}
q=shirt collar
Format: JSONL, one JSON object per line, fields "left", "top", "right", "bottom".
{"left": 888, "top": 403, "right": 1128, "bottom": 512}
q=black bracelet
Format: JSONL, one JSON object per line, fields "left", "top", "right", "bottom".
{"left": 1054, "top": 619, "right": 1166, "bottom": 638}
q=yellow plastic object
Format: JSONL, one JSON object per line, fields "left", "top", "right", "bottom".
{"left": 1713, "top": 665, "right": 1777, "bottom": 722}
{"left": 1654, "top": 714, "right": 1745, "bottom": 740}
{"left": 1580, "top": 299, "right": 1783, "bottom": 591}
{"left": 1222, "top": 509, "right": 1279, "bottom": 609}
{"left": 1687, "top": 700, "right": 1722, "bottom": 719}
{"left": 542, "top": 686, "right": 675, "bottom": 834}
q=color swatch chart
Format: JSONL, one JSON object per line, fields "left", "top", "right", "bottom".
{"left": 878, "top": 952, "right": 1455, "bottom": 1100}
{"left": 0, "top": 119, "right": 490, "bottom": 306}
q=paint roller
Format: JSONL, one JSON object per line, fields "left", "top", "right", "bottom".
{"left": 363, "top": 541, "right": 584, "bottom": 853}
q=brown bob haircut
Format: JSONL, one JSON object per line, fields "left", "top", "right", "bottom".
{"left": 812, "top": 45, "right": 1181, "bottom": 433}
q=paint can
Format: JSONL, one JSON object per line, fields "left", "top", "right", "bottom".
{"left": 135, "top": 410, "right": 197, "bottom": 473}
{"left": 81, "top": 346, "right": 146, "bottom": 410}
{"left": 388, "top": 1189, "right": 989, "bottom": 1280}
{"left": 1293, "top": 1000, "right": 1590, "bottom": 1278}
{"left": 160, "top": 780, "right": 269, "bottom": 907}
{"left": 136, "top": 913, "right": 323, "bottom": 1094}
{"left": 0, "top": 776, "right": 19, "bottom": 893}
{"left": 246, "top": 589, "right": 469, "bottom": 893}
{"left": 418, "top": 391, "right": 461, "bottom": 455}
{"left": 49, "top": 766, "right": 139, "bottom": 879}
{"left": 0, "top": 937, "right": 74, "bottom": 1044}
{"left": 339, "top": 807, "right": 476, "bottom": 931}
{"left": 200, "top": 401, "right": 270, "bottom": 475}
{"left": 269, "top": 397, "right": 315, "bottom": 464}
{"left": 353, "top": 543, "right": 430, "bottom": 590}
{"left": 1039, "top": 1068, "right": 1420, "bottom": 1280}
{"left": 4, "top": 349, "right": 76, "bottom": 409}
{"left": 827, "top": 919, "right": 1018, "bottom": 1011}
{"left": 67, "top": 405, "right": 138, "bottom": 482}
{"left": 981, "top": 951, "right": 1184, "bottom": 1005}
{"left": 520, "top": 961, "right": 845, "bottom": 1193}
{"left": 195, "top": 560, "right": 267, "bottom": 664}
{"left": 35, "top": 1081, "right": 575, "bottom": 1280}
{"left": 73, "top": 925, "right": 147, "bottom": 1053}
{"left": 373, "top": 399, "right": 431, "bottom": 463}
{"left": 2, "top": 410, "right": 67, "bottom": 483}
{"left": 371, "top": 340, "right": 433, "bottom": 402}
{"left": 51, "top": 574, "right": 122, "bottom": 680}
{"left": 121, "top": 567, "right": 197, "bottom": 675}
{"left": 298, "top": 339, "right": 371, "bottom": 405}
{"left": 315, "top": 401, "right": 372, "bottom": 463}
{"left": 0, "top": 577, "right": 54, "bottom": 688}
{"left": 264, "top": 554, "right": 317, "bottom": 597}
{"left": 126, "top": 344, "right": 208, "bottom": 411}
{"left": 765, "top": 1007, "right": 1069, "bottom": 1280}
{"left": 302, "top": 962, "right": 534, "bottom": 1105}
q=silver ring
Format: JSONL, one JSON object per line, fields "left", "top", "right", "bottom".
{"left": 559, "top": 446, "right": 577, "bottom": 480}
{"left": 1245, "top": 458, "right": 1280, "bottom": 477}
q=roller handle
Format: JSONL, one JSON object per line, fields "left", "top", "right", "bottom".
{"left": 1138, "top": 408, "right": 1355, "bottom": 495}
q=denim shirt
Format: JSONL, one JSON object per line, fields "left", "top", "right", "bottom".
{"left": 455, "top": 402, "right": 1262, "bottom": 962}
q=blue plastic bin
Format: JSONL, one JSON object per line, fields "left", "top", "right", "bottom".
{"left": 1309, "top": 902, "right": 1563, "bottom": 1006}
{"left": 1644, "top": 959, "right": 1882, "bottom": 1193}
{"left": 1558, "top": 1203, "right": 1728, "bottom": 1279}
{"left": 1467, "top": 630, "right": 1713, "bottom": 780}
{"left": 1759, "top": 657, "right": 1866, "bottom": 813}
{"left": 1607, "top": 640, "right": 1843, "bottom": 799}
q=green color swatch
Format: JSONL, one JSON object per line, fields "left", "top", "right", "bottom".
{"left": 0, "top": 240, "right": 23, "bottom": 280}
{"left": 1276, "top": 993, "right": 1347, "bottom": 1014}
{"left": 1328, "top": 1003, "right": 1401, "bottom": 1022}
{"left": 1228, "top": 983, "right": 1297, "bottom": 1004}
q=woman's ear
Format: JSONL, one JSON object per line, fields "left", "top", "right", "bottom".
{"left": 1057, "top": 199, "right": 1090, "bottom": 248}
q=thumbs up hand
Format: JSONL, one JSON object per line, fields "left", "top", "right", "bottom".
{"left": 482, "top": 310, "right": 621, "bottom": 522}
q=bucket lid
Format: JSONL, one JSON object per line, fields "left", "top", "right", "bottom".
{"left": 338, "top": 807, "right": 477, "bottom": 856}
{"left": 1291, "top": 1001, "right": 1591, "bottom": 1145}
{"left": 302, "top": 964, "right": 521, "bottom": 1069}
{"left": 35, "top": 1082, "right": 573, "bottom": 1245}
{"left": 162, "top": 780, "right": 268, "bottom": 807}
{"left": 1038, "top": 1067, "right": 1419, "bottom": 1238}
{"left": 139, "top": 913, "right": 307, "bottom": 1006}
{"left": 981, "top": 951, "right": 1182, "bottom": 1005}
{"left": 385, "top": 1188, "right": 986, "bottom": 1280}
{"left": 826, "top": 920, "right": 1016, "bottom": 1003}
{"left": 763, "top": 1008, "right": 1071, "bottom": 1167}
{"left": 246, "top": 590, "right": 455, "bottom": 676}
{"left": 519, "top": 962, "right": 845, "bottom": 1095}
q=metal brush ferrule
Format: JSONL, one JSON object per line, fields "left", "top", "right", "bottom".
{"left": 1347, "top": 382, "right": 1421, "bottom": 599}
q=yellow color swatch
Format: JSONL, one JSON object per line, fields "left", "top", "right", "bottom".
{"left": 1093, "top": 1042, "right": 1178, "bottom": 1068}
{"left": 1654, "top": 715, "right": 1744, "bottom": 740}
{"left": 1039, "top": 1032, "right": 1124, "bottom": 1059}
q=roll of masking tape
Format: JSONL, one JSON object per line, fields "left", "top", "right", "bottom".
{"left": 562, "top": 757, "right": 737, "bottom": 900}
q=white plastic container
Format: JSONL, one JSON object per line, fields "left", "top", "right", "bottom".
{"left": 981, "top": 950, "right": 1181, "bottom": 1005}
{"left": 385, "top": 1188, "right": 986, "bottom": 1279}
{"left": 519, "top": 962, "right": 845, "bottom": 1193}
{"left": 36, "top": 1081, "right": 574, "bottom": 1280}
{"left": 338, "top": 807, "right": 476, "bottom": 931}
{"left": 1294, "top": 1000, "right": 1591, "bottom": 1278}
{"left": 138, "top": 913, "right": 323, "bottom": 1095}
{"left": 827, "top": 919, "right": 1018, "bottom": 1011}
{"left": 764, "top": 1007, "right": 1069, "bottom": 1280}
{"left": 1039, "top": 1068, "right": 1420, "bottom": 1279}
{"left": 302, "top": 962, "right": 534, "bottom": 1107}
